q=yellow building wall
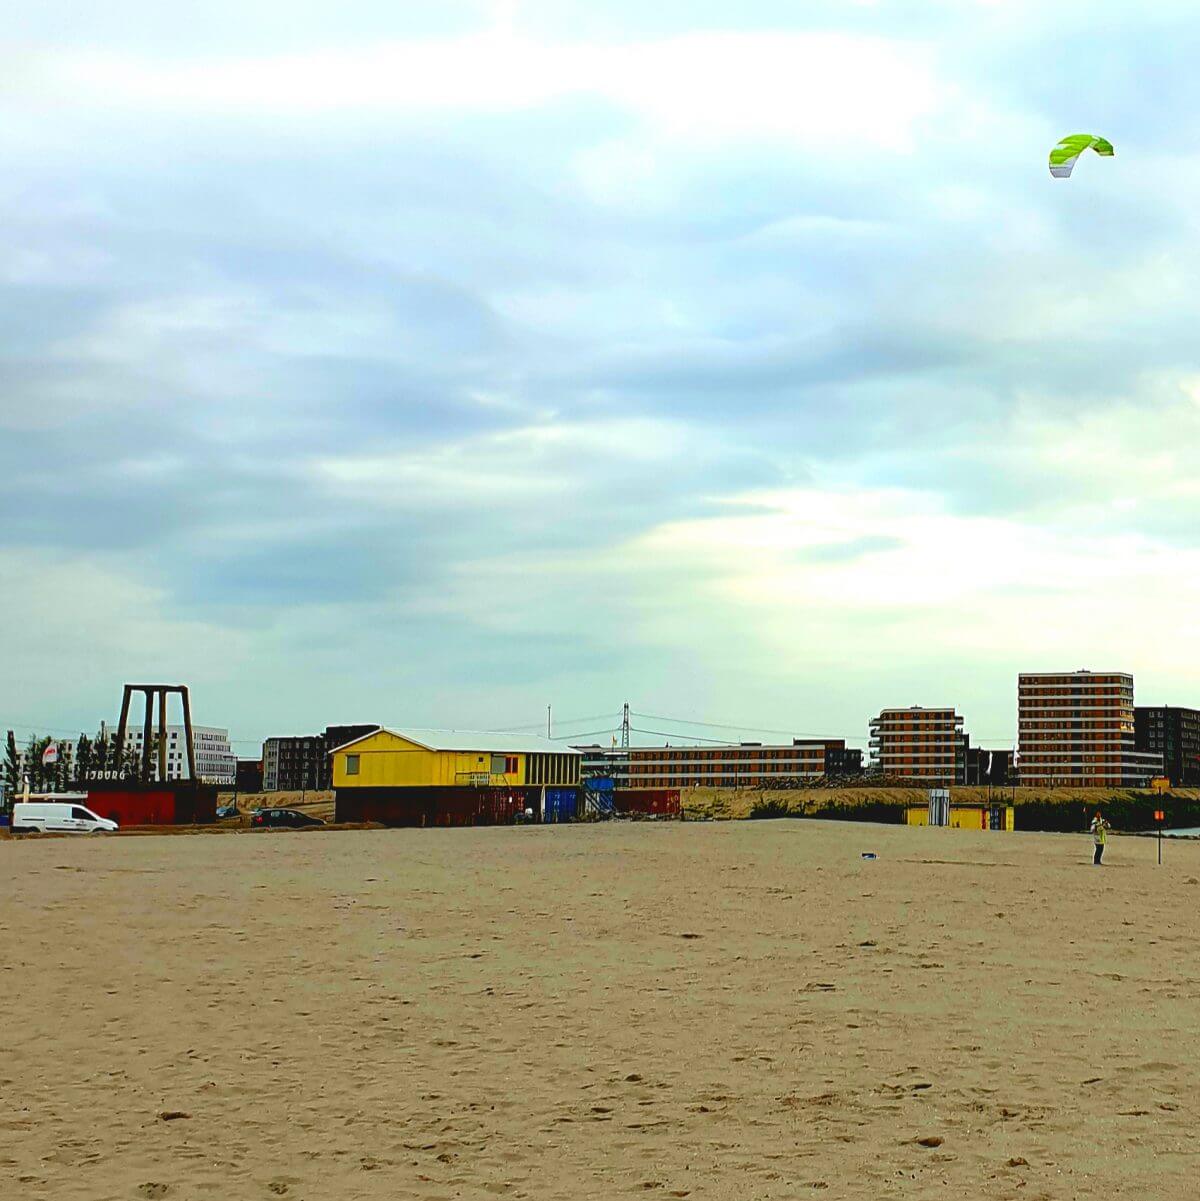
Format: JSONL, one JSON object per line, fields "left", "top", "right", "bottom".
{"left": 948, "top": 809, "right": 985, "bottom": 830}
{"left": 906, "top": 805, "right": 1014, "bottom": 831}
{"left": 331, "top": 730, "right": 527, "bottom": 789}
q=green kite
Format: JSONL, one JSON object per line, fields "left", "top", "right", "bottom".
{"left": 1049, "top": 134, "right": 1114, "bottom": 179}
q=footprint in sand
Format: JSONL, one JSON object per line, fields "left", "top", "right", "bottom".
{"left": 138, "top": 1186, "right": 170, "bottom": 1199}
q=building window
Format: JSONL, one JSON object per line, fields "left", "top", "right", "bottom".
{"left": 345, "top": 754, "right": 360, "bottom": 776}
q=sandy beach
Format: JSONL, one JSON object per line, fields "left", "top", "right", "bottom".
{"left": 3, "top": 819, "right": 1198, "bottom": 1199}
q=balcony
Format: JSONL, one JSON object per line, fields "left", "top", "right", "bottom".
{"left": 455, "top": 772, "right": 509, "bottom": 787}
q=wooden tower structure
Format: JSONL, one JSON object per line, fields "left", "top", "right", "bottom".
{"left": 114, "top": 684, "right": 197, "bottom": 784}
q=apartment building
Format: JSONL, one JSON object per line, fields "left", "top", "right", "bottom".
{"left": 113, "top": 724, "right": 236, "bottom": 785}
{"left": 868, "top": 707, "right": 965, "bottom": 785}
{"left": 1134, "top": 706, "right": 1200, "bottom": 786}
{"left": 1017, "top": 671, "right": 1162, "bottom": 787}
{"left": 262, "top": 724, "right": 378, "bottom": 791}
{"left": 263, "top": 735, "right": 324, "bottom": 792}
{"left": 576, "top": 740, "right": 860, "bottom": 789}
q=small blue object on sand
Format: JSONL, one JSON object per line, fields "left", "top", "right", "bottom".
{"left": 861, "top": 852, "right": 877, "bottom": 860}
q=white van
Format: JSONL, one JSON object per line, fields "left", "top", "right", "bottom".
{"left": 12, "top": 800, "right": 119, "bottom": 834}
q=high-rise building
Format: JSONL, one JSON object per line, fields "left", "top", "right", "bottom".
{"left": 869, "top": 707, "right": 965, "bottom": 785}
{"left": 1017, "top": 671, "right": 1162, "bottom": 787}
{"left": 1135, "top": 706, "right": 1200, "bottom": 786}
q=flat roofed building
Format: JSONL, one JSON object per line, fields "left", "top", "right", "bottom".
{"left": 262, "top": 735, "right": 322, "bottom": 792}
{"left": 1135, "top": 705, "right": 1200, "bottom": 787}
{"left": 869, "top": 707, "right": 965, "bottom": 785}
{"left": 1018, "top": 671, "right": 1162, "bottom": 787}
{"left": 263, "top": 724, "right": 378, "bottom": 790}
{"left": 111, "top": 723, "right": 235, "bottom": 785}
{"left": 575, "top": 740, "right": 858, "bottom": 789}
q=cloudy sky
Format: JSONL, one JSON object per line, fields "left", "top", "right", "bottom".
{"left": 4, "top": 1, "right": 1200, "bottom": 753}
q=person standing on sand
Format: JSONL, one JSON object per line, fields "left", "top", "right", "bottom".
{"left": 1090, "top": 812, "right": 1110, "bottom": 865}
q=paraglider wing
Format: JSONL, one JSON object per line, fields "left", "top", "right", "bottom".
{"left": 1049, "top": 134, "right": 1114, "bottom": 179}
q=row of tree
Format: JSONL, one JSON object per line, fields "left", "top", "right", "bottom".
{"left": 2, "top": 729, "right": 165, "bottom": 803}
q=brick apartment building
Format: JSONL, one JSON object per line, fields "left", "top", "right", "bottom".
{"left": 1017, "top": 671, "right": 1162, "bottom": 787}
{"left": 577, "top": 740, "right": 861, "bottom": 789}
{"left": 868, "top": 707, "right": 966, "bottom": 785}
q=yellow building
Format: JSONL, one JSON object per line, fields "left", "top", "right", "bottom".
{"left": 905, "top": 801, "right": 1015, "bottom": 830}
{"left": 331, "top": 728, "right": 581, "bottom": 826}
{"left": 331, "top": 728, "right": 580, "bottom": 789}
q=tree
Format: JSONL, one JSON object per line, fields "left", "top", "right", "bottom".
{"left": 120, "top": 740, "right": 141, "bottom": 781}
{"left": 25, "top": 735, "right": 51, "bottom": 793}
{"left": 93, "top": 730, "right": 110, "bottom": 773}
{"left": 2, "top": 731, "right": 19, "bottom": 811}
{"left": 74, "top": 734, "right": 93, "bottom": 786}
{"left": 146, "top": 733, "right": 163, "bottom": 783}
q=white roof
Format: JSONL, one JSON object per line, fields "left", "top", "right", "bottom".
{"left": 337, "top": 727, "right": 581, "bottom": 756}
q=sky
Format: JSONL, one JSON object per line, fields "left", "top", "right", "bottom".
{"left": 4, "top": 0, "right": 1200, "bottom": 754}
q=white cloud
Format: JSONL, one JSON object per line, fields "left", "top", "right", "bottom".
{"left": 0, "top": 551, "right": 254, "bottom": 729}
{"left": 313, "top": 414, "right": 696, "bottom": 508}
{"left": 616, "top": 483, "right": 1200, "bottom": 683}
{"left": 34, "top": 29, "right": 941, "bottom": 152}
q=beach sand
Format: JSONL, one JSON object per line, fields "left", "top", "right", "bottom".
{"left": 2, "top": 819, "right": 1198, "bottom": 1199}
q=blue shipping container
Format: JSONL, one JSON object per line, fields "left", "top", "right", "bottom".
{"left": 544, "top": 787, "right": 578, "bottom": 823}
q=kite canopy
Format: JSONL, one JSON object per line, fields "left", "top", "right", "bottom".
{"left": 1049, "top": 134, "right": 1114, "bottom": 179}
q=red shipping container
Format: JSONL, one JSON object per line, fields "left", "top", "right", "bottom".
{"left": 613, "top": 789, "right": 681, "bottom": 817}
{"left": 86, "top": 789, "right": 175, "bottom": 826}
{"left": 84, "top": 782, "right": 217, "bottom": 826}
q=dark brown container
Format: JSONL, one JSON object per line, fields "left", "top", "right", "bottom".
{"left": 335, "top": 786, "right": 539, "bottom": 827}
{"left": 612, "top": 789, "right": 681, "bottom": 817}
